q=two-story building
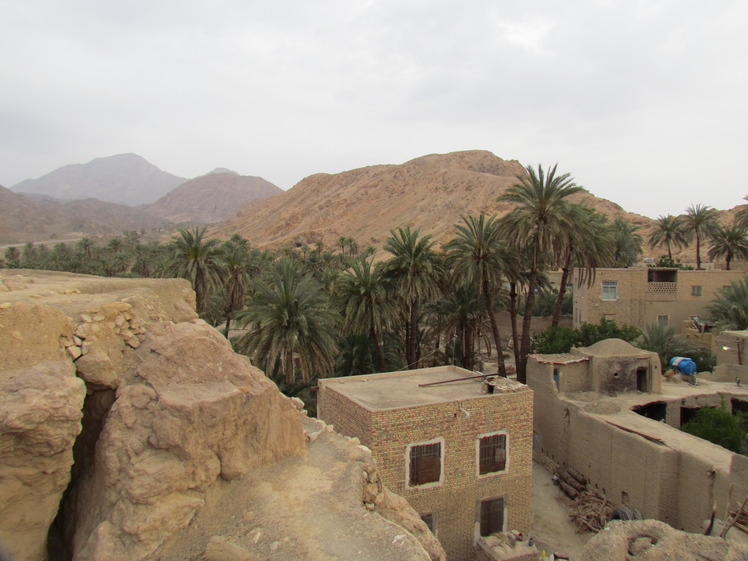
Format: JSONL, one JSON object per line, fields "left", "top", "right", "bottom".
{"left": 317, "top": 366, "right": 533, "bottom": 561}
{"left": 572, "top": 267, "right": 745, "bottom": 330}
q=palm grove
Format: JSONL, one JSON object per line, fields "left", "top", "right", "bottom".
{"left": 5, "top": 165, "right": 748, "bottom": 397}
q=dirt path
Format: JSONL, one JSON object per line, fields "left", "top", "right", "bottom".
{"left": 531, "top": 462, "right": 591, "bottom": 559}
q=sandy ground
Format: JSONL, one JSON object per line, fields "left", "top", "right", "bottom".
{"left": 530, "top": 462, "right": 591, "bottom": 559}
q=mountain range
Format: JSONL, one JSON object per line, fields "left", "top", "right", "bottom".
{"left": 6, "top": 150, "right": 744, "bottom": 256}
{"left": 2, "top": 156, "right": 283, "bottom": 244}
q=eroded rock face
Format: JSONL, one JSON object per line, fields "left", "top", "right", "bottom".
{"left": 0, "top": 272, "right": 305, "bottom": 561}
{"left": 69, "top": 322, "right": 305, "bottom": 561}
{"left": 580, "top": 520, "right": 748, "bottom": 561}
{"left": 0, "top": 302, "right": 86, "bottom": 561}
{"left": 0, "top": 360, "right": 85, "bottom": 561}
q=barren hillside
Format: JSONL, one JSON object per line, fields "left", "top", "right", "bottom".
{"left": 144, "top": 171, "right": 282, "bottom": 224}
{"left": 0, "top": 185, "right": 168, "bottom": 244}
{"left": 214, "top": 150, "right": 652, "bottom": 250}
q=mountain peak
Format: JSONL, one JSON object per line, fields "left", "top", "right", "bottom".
{"left": 11, "top": 154, "right": 187, "bottom": 206}
{"left": 204, "top": 167, "right": 238, "bottom": 176}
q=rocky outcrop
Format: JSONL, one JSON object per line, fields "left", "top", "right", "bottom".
{"left": 157, "top": 415, "right": 446, "bottom": 561}
{"left": 0, "top": 271, "right": 304, "bottom": 561}
{"left": 579, "top": 520, "right": 748, "bottom": 561}
{"left": 0, "top": 301, "right": 86, "bottom": 561}
{"left": 0, "top": 270, "right": 445, "bottom": 561}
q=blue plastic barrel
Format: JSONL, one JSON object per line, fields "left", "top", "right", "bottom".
{"left": 670, "top": 357, "right": 697, "bottom": 375}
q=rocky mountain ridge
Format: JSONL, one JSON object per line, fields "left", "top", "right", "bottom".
{"left": 214, "top": 150, "right": 654, "bottom": 250}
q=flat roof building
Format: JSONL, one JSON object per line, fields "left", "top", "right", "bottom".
{"left": 572, "top": 267, "right": 745, "bottom": 331}
{"left": 318, "top": 366, "right": 534, "bottom": 561}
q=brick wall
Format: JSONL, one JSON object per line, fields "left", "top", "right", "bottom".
{"left": 573, "top": 268, "right": 745, "bottom": 330}
{"left": 317, "top": 385, "right": 373, "bottom": 446}
{"left": 319, "top": 386, "right": 534, "bottom": 561}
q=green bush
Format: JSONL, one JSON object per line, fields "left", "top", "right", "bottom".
{"left": 531, "top": 326, "right": 580, "bottom": 354}
{"left": 681, "top": 408, "right": 746, "bottom": 454}
{"left": 531, "top": 319, "right": 641, "bottom": 354}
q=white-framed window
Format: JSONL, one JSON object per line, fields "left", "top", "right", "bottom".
{"left": 692, "top": 285, "right": 702, "bottom": 297}
{"left": 657, "top": 314, "right": 669, "bottom": 326}
{"left": 601, "top": 280, "right": 618, "bottom": 301}
{"left": 407, "top": 438, "right": 444, "bottom": 488}
{"left": 476, "top": 431, "right": 508, "bottom": 477}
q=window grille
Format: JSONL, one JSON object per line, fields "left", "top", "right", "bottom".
{"left": 409, "top": 442, "right": 441, "bottom": 486}
{"left": 479, "top": 434, "right": 507, "bottom": 474}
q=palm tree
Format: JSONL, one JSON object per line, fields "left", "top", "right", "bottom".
{"left": 445, "top": 214, "right": 514, "bottom": 376}
{"left": 76, "top": 237, "right": 95, "bottom": 261}
{"left": 221, "top": 239, "right": 252, "bottom": 336}
{"left": 3, "top": 246, "right": 20, "bottom": 268}
{"left": 336, "top": 256, "right": 393, "bottom": 371}
{"left": 383, "top": 227, "right": 441, "bottom": 368}
{"left": 334, "top": 334, "right": 376, "bottom": 377}
{"left": 682, "top": 204, "right": 719, "bottom": 269}
{"left": 640, "top": 323, "right": 689, "bottom": 370}
{"left": 705, "top": 278, "right": 748, "bottom": 330}
{"left": 235, "top": 258, "right": 339, "bottom": 388}
{"left": 428, "top": 280, "right": 486, "bottom": 370}
{"left": 498, "top": 164, "right": 584, "bottom": 382}
{"left": 708, "top": 223, "right": 748, "bottom": 270}
{"left": 166, "top": 227, "right": 225, "bottom": 314}
{"left": 607, "top": 217, "right": 643, "bottom": 267}
{"left": 550, "top": 205, "right": 612, "bottom": 328}
{"left": 648, "top": 215, "right": 689, "bottom": 261}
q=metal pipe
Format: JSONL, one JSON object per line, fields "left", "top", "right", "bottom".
{"left": 418, "top": 372, "right": 499, "bottom": 387}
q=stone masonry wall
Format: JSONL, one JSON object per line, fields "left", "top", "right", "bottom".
{"left": 368, "top": 391, "right": 534, "bottom": 561}
{"left": 316, "top": 385, "right": 373, "bottom": 447}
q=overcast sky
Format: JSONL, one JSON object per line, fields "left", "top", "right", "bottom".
{"left": 1, "top": 0, "right": 746, "bottom": 218}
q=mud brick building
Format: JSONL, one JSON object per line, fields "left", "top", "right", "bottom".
{"left": 572, "top": 267, "right": 745, "bottom": 330}
{"left": 318, "top": 366, "right": 533, "bottom": 561}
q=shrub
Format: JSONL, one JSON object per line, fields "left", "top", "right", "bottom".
{"left": 531, "top": 326, "right": 580, "bottom": 354}
{"left": 681, "top": 407, "right": 746, "bottom": 454}
{"left": 531, "top": 319, "right": 641, "bottom": 354}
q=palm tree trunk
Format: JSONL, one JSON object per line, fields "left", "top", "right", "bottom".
{"left": 551, "top": 262, "right": 571, "bottom": 328}
{"left": 483, "top": 279, "right": 507, "bottom": 377}
{"left": 370, "top": 323, "right": 385, "bottom": 371}
{"left": 517, "top": 276, "right": 536, "bottom": 384}
{"left": 408, "top": 299, "right": 419, "bottom": 368}
{"left": 695, "top": 231, "right": 702, "bottom": 269}
{"left": 285, "top": 350, "right": 294, "bottom": 386}
{"left": 509, "top": 281, "right": 520, "bottom": 368}
{"left": 463, "top": 322, "right": 474, "bottom": 370}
